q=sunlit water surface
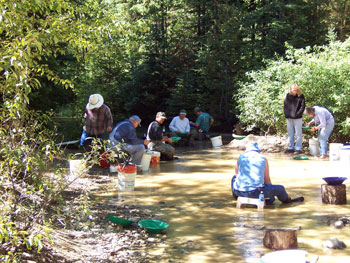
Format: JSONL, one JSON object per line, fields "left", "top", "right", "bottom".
{"left": 92, "top": 141, "right": 350, "bottom": 263}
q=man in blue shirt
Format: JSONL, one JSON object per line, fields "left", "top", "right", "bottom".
{"left": 305, "top": 106, "right": 335, "bottom": 158}
{"left": 231, "top": 142, "right": 303, "bottom": 204}
{"left": 109, "top": 115, "right": 149, "bottom": 165}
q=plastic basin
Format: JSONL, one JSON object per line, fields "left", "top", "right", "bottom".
{"left": 293, "top": 156, "right": 309, "bottom": 160}
{"left": 170, "top": 137, "right": 181, "bottom": 142}
{"left": 107, "top": 214, "right": 133, "bottom": 227}
{"left": 322, "top": 177, "right": 347, "bottom": 186}
{"left": 138, "top": 219, "right": 169, "bottom": 234}
{"left": 302, "top": 126, "right": 311, "bottom": 130}
{"left": 232, "top": 134, "right": 246, "bottom": 140}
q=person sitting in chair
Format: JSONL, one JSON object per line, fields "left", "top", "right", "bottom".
{"left": 231, "top": 141, "right": 303, "bottom": 204}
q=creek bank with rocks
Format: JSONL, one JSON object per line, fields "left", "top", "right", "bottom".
{"left": 44, "top": 164, "right": 171, "bottom": 263}
{"left": 225, "top": 134, "right": 288, "bottom": 153}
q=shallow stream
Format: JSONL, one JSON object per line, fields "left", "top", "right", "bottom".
{"left": 92, "top": 142, "right": 350, "bottom": 262}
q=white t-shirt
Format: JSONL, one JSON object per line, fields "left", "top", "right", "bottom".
{"left": 169, "top": 116, "right": 190, "bottom": 133}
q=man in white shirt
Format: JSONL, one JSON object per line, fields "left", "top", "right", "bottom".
{"left": 169, "top": 109, "right": 193, "bottom": 146}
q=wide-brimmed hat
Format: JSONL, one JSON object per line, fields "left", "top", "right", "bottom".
{"left": 156, "top": 112, "right": 167, "bottom": 119}
{"left": 87, "top": 94, "right": 104, "bottom": 110}
{"left": 130, "top": 115, "right": 141, "bottom": 127}
{"left": 245, "top": 142, "right": 261, "bottom": 152}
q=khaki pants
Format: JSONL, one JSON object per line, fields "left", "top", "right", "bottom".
{"left": 148, "top": 141, "right": 175, "bottom": 160}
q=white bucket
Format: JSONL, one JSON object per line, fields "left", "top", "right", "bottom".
{"left": 210, "top": 135, "right": 223, "bottom": 148}
{"left": 309, "top": 138, "right": 320, "bottom": 156}
{"left": 260, "top": 250, "right": 308, "bottom": 263}
{"left": 109, "top": 164, "right": 118, "bottom": 173}
{"left": 329, "top": 143, "right": 344, "bottom": 161}
{"left": 140, "top": 152, "right": 152, "bottom": 171}
{"left": 340, "top": 145, "right": 350, "bottom": 169}
{"left": 69, "top": 159, "right": 86, "bottom": 177}
{"left": 118, "top": 164, "right": 137, "bottom": 191}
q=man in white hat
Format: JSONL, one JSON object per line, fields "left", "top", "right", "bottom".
{"left": 80, "top": 94, "right": 113, "bottom": 146}
{"left": 146, "top": 112, "right": 175, "bottom": 160}
{"left": 109, "top": 115, "right": 149, "bottom": 166}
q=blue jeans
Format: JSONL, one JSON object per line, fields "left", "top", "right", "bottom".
{"left": 122, "top": 144, "right": 145, "bottom": 165}
{"left": 231, "top": 175, "right": 289, "bottom": 204}
{"left": 318, "top": 119, "right": 335, "bottom": 155}
{"left": 80, "top": 130, "right": 104, "bottom": 146}
{"left": 286, "top": 118, "right": 303, "bottom": 151}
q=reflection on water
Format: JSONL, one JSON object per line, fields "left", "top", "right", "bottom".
{"left": 92, "top": 143, "right": 350, "bottom": 263}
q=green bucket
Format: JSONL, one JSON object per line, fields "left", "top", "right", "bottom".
{"left": 170, "top": 136, "right": 181, "bottom": 142}
{"left": 107, "top": 214, "right": 133, "bottom": 227}
{"left": 138, "top": 219, "right": 169, "bottom": 234}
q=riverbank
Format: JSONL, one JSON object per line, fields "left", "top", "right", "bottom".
{"left": 225, "top": 134, "right": 289, "bottom": 153}
{"left": 38, "top": 142, "right": 350, "bottom": 263}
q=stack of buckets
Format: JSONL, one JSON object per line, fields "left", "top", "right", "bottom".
{"left": 118, "top": 163, "right": 137, "bottom": 191}
{"left": 328, "top": 143, "right": 350, "bottom": 169}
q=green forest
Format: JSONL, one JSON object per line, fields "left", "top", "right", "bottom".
{"left": 2, "top": 0, "right": 350, "bottom": 261}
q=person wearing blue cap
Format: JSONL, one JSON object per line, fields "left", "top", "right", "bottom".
{"left": 231, "top": 141, "right": 303, "bottom": 204}
{"left": 109, "top": 115, "right": 149, "bottom": 166}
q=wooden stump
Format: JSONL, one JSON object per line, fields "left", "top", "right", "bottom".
{"left": 321, "top": 184, "right": 346, "bottom": 205}
{"left": 263, "top": 228, "right": 298, "bottom": 250}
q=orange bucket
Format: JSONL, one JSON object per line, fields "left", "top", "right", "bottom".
{"left": 100, "top": 150, "right": 110, "bottom": 168}
{"left": 150, "top": 151, "right": 161, "bottom": 164}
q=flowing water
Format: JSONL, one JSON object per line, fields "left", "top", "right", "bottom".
{"left": 92, "top": 142, "right": 350, "bottom": 263}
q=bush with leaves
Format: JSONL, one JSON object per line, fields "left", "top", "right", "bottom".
{"left": 0, "top": 0, "right": 113, "bottom": 261}
{"left": 237, "top": 31, "right": 350, "bottom": 141}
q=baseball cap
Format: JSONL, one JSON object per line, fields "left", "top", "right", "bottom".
{"left": 156, "top": 112, "right": 167, "bottom": 119}
{"left": 245, "top": 142, "right": 261, "bottom": 152}
{"left": 130, "top": 115, "right": 142, "bottom": 126}
{"left": 193, "top": 107, "right": 201, "bottom": 113}
{"left": 179, "top": 109, "right": 187, "bottom": 115}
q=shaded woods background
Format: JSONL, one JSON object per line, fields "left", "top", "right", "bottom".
{"left": 7, "top": 0, "right": 350, "bottom": 139}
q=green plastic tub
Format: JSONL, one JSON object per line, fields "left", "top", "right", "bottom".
{"left": 107, "top": 214, "right": 133, "bottom": 227}
{"left": 232, "top": 134, "right": 246, "bottom": 140}
{"left": 170, "top": 137, "right": 181, "bottom": 142}
{"left": 138, "top": 219, "right": 169, "bottom": 234}
{"left": 293, "top": 156, "right": 309, "bottom": 160}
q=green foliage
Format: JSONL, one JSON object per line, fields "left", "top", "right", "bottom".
{"left": 238, "top": 32, "right": 350, "bottom": 140}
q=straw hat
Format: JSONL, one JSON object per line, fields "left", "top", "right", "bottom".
{"left": 87, "top": 94, "right": 104, "bottom": 110}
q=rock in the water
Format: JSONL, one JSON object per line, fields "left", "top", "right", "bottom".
{"left": 339, "top": 217, "right": 350, "bottom": 225}
{"left": 334, "top": 221, "right": 344, "bottom": 229}
{"left": 323, "top": 238, "right": 346, "bottom": 249}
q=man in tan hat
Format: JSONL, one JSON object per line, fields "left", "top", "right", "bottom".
{"left": 146, "top": 112, "right": 175, "bottom": 160}
{"left": 80, "top": 94, "right": 113, "bottom": 146}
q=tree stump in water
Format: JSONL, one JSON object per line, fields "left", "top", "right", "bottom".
{"left": 263, "top": 228, "right": 298, "bottom": 250}
{"left": 321, "top": 184, "right": 346, "bottom": 205}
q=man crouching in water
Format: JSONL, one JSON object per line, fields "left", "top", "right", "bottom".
{"left": 231, "top": 141, "right": 304, "bottom": 204}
